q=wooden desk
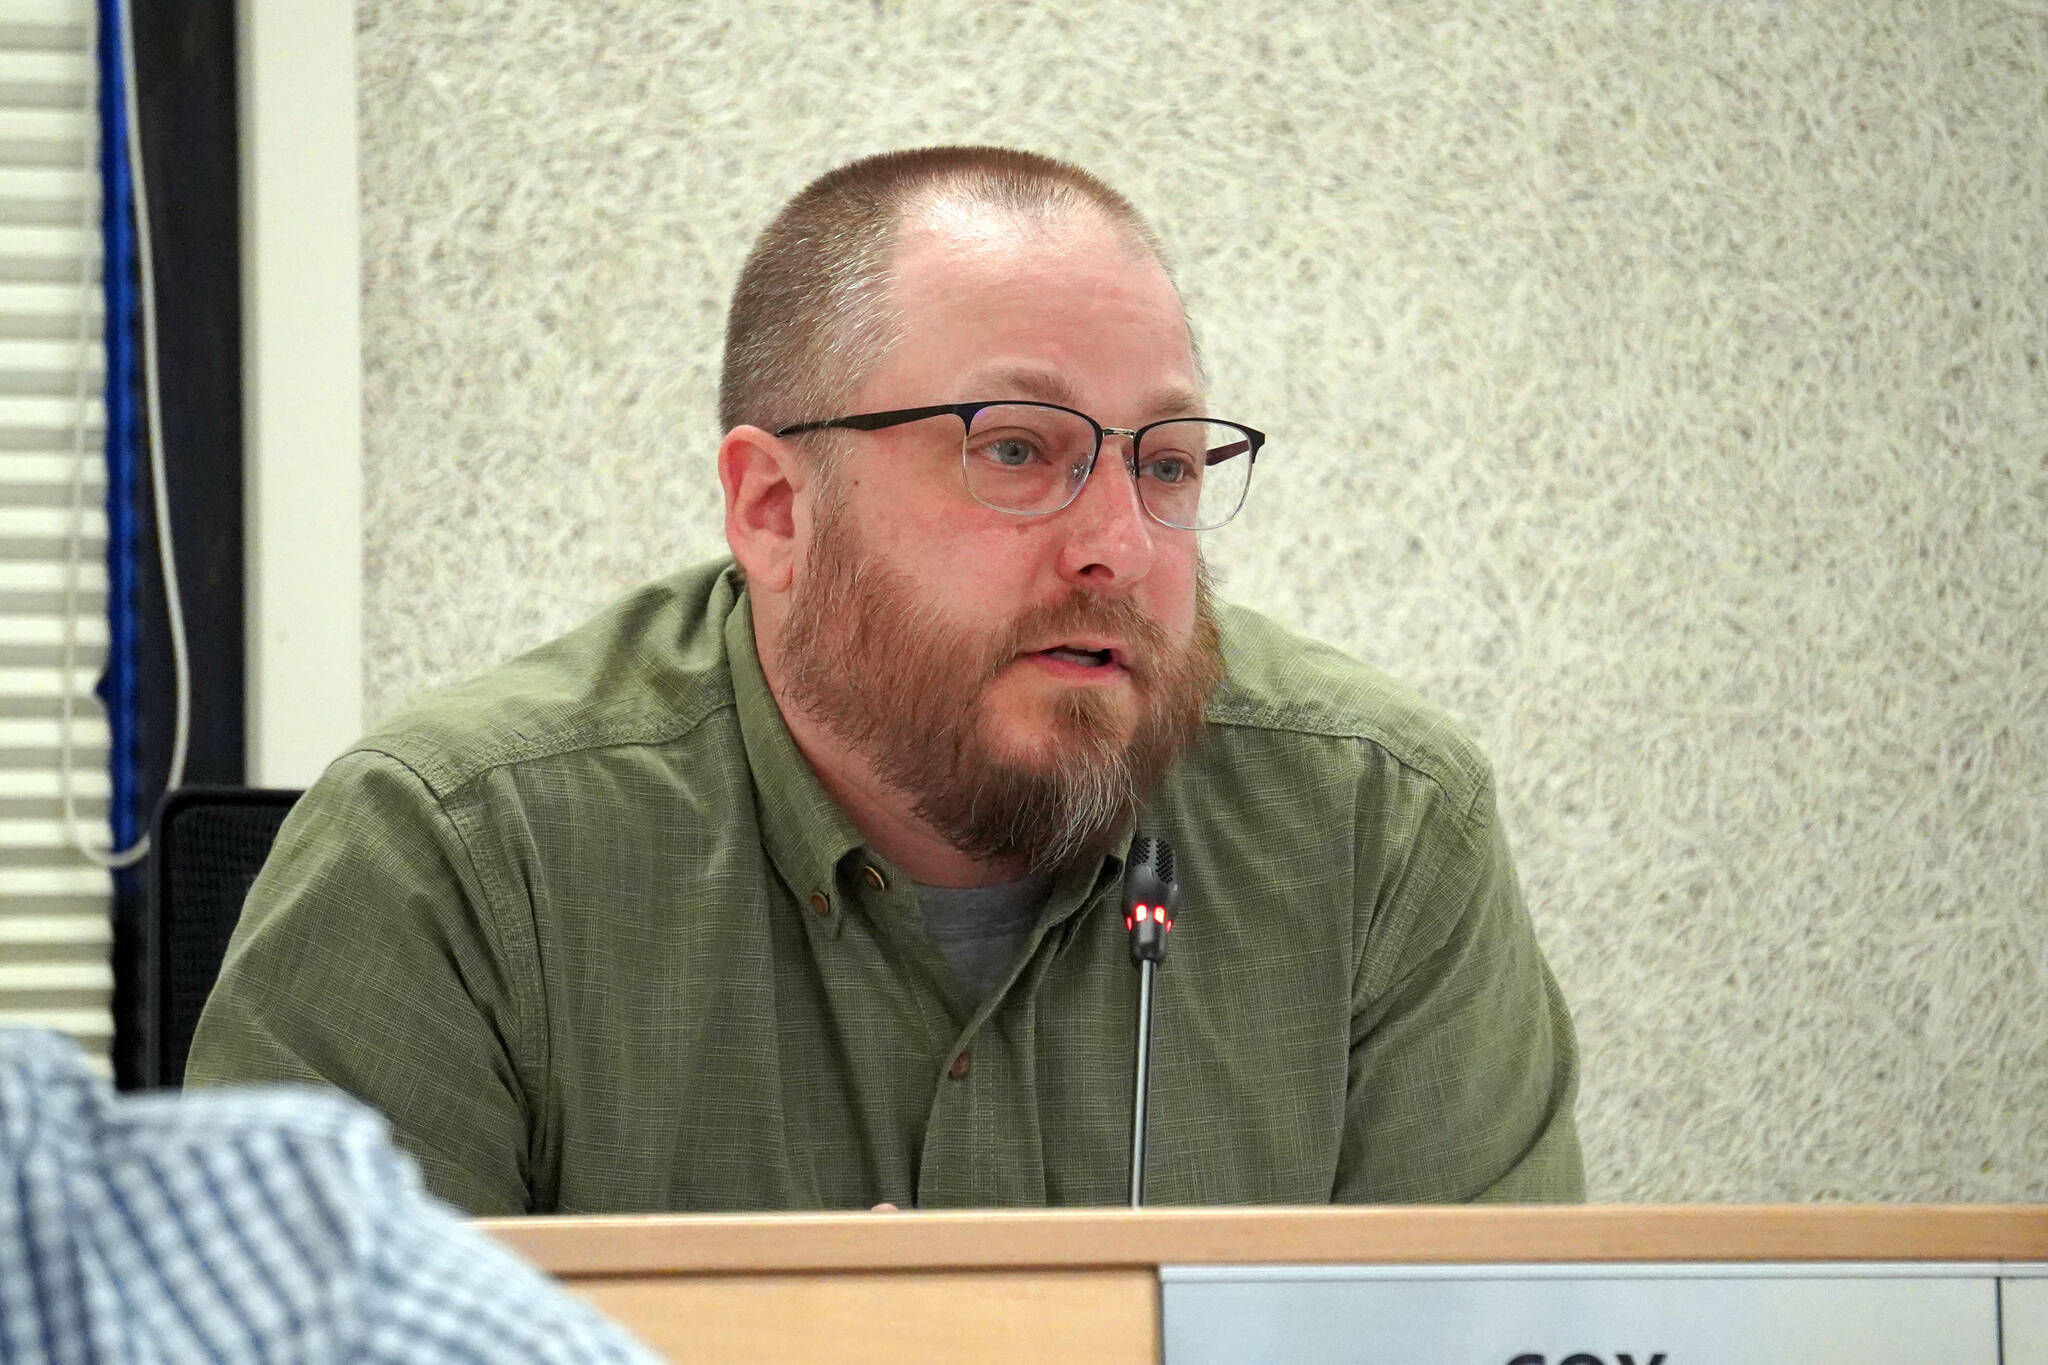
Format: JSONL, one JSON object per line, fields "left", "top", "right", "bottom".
{"left": 482, "top": 1205, "right": 2048, "bottom": 1363}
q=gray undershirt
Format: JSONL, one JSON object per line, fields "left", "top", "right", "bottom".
{"left": 915, "top": 874, "right": 1053, "bottom": 1016}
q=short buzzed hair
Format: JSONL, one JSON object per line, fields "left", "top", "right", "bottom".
{"left": 718, "top": 146, "right": 1171, "bottom": 437}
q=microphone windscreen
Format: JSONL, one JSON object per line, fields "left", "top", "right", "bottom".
{"left": 1140, "top": 837, "right": 1174, "bottom": 885}
{"left": 1124, "top": 837, "right": 1180, "bottom": 914}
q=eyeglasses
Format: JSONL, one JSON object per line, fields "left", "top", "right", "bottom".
{"left": 775, "top": 400, "right": 1265, "bottom": 531}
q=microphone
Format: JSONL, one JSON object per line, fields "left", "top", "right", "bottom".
{"left": 1123, "top": 836, "right": 1179, "bottom": 1207}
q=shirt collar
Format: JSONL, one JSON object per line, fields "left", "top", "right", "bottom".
{"left": 724, "top": 582, "right": 868, "bottom": 914}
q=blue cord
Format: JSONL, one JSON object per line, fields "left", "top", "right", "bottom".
{"left": 96, "top": 0, "right": 140, "bottom": 853}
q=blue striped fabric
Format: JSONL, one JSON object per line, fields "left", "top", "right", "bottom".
{"left": 0, "top": 1031, "right": 657, "bottom": 1363}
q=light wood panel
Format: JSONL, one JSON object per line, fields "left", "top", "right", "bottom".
{"left": 485, "top": 1204, "right": 2048, "bottom": 1278}
{"left": 568, "top": 1270, "right": 1156, "bottom": 1365}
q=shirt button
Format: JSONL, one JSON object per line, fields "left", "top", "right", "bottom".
{"left": 862, "top": 864, "right": 887, "bottom": 892}
{"left": 948, "top": 1052, "right": 972, "bottom": 1080}
{"left": 808, "top": 892, "right": 831, "bottom": 917}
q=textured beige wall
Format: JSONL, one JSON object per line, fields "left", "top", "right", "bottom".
{"left": 356, "top": 1, "right": 2048, "bottom": 1201}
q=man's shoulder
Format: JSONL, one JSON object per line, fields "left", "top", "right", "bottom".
{"left": 1207, "top": 600, "right": 1492, "bottom": 813}
{"left": 350, "top": 559, "right": 744, "bottom": 800}
{"left": 3, "top": 1028, "right": 400, "bottom": 1207}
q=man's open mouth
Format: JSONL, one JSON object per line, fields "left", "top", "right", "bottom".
{"left": 1036, "top": 646, "right": 1116, "bottom": 668}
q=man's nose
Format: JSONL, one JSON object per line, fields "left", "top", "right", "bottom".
{"left": 1054, "top": 436, "right": 1157, "bottom": 591}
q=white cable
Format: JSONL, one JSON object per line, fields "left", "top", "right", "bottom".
{"left": 58, "top": 0, "right": 192, "bottom": 869}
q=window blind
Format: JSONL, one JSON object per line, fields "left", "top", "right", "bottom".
{"left": 0, "top": 1, "right": 114, "bottom": 1070}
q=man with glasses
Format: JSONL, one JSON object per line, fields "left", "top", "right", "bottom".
{"left": 190, "top": 146, "right": 1582, "bottom": 1213}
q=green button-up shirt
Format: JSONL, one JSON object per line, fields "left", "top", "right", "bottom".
{"left": 188, "top": 560, "right": 1582, "bottom": 1214}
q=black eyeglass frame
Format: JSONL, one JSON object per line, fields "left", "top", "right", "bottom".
{"left": 774, "top": 400, "right": 1266, "bottom": 530}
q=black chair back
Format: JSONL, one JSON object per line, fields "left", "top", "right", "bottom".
{"left": 146, "top": 786, "right": 301, "bottom": 1087}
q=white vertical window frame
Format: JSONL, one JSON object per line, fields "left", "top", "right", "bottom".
{"left": 0, "top": 0, "right": 113, "bottom": 1066}
{"left": 241, "top": 0, "right": 362, "bottom": 788}
{"left": 0, "top": 0, "right": 363, "bottom": 1067}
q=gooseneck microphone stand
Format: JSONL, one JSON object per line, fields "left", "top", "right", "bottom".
{"left": 1123, "top": 837, "right": 1179, "bottom": 1208}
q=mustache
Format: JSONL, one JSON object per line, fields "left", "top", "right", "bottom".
{"left": 983, "top": 592, "right": 1171, "bottom": 686}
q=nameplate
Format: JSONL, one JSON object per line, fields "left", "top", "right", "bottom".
{"left": 1160, "top": 1261, "right": 2048, "bottom": 1365}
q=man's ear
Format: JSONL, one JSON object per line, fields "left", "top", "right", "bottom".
{"left": 720, "top": 425, "right": 806, "bottom": 593}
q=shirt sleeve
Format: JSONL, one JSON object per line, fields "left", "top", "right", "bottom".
{"left": 184, "top": 749, "right": 538, "bottom": 1215}
{"left": 3, "top": 1029, "right": 657, "bottom": 1364}
{"left": 1335, "top": 770, "right": 1585, "bottom": 1203}
{"left": 352, "top": 1137, "right": 659, "bottom": 1363}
